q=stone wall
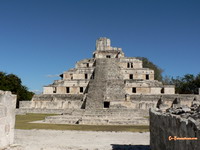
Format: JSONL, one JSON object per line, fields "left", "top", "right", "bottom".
{"left": 16, "top": 108, "right": 64, "bottom": 115}
{"left": 150, "top": 108, "right": 200, "bottom": 150}
{"left": 19, "top": 94, "right": 84, "bottom": 110}
{"left": 19, "top": 94, "right": 200, "bottom": 112}
{"left": 119, "top": 57, "right": 143, "bottom": 69}
{"left": 43, "top": 81, "right": 90, "bottom": 94}
{"left": 130, "top": 94, "right": 200, "bottom": 110}
{"left": 0, "top": 90, "right": 16, "bottom": 149}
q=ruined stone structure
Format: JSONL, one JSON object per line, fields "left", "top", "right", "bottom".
{"left": 20, "top": 38, "right": 175, "bottom": 109}
{"left": 18, "top": 38, "right": 199, "bottom": 125}
{"left": 43, "top": 37, "right": 174, "bottom": 97}
{"left": 0, "top": 90, "right": 16, "bottom": 149}
{"left": 150, "top": 103, "right": 200, "bottom": 150}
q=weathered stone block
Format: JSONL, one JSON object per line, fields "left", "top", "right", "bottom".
{"left": 150, "top": 108, "right": 200, "bottom": 150}
{"left": 0, "top": 90, "right": 17, "bottom": 149}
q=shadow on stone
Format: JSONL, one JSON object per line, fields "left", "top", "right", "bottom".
{"left": 111, "top": 144, "right": 150, "bottom": 150}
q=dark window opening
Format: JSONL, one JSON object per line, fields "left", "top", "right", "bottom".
{"left": 70, "top": 74, "right": 73, "bottom": 80}
{"left": 127, "top": 63, "right": 133, "bottom": 68}
{"left": 53, "top": 87, "right": 57, "bottom": 93}
{"left": 80, "top": 87, "right": 83, "bottom": 93}
{"left": 86, "top": 63, "right": 89, "bottom": 67}
{"left": 104, "top": 101, "right": 110, "bottom": 108}
{"left": 66, "top": 87, "right": 70, "bottom": 93}
{"left": 106, "top": 55, "right": 111, "bottom": 58}
{"left": 127, "top": 63, "right": 130, "bottom": 68}
{"left": 161, "top": 88, "right": 164, "bottom": 94}
{"left": 131, "top": 63, "right": 133, "bottom": 68}
{"left": 129, "top": 74, "right": 133, "bottom": 79}
{"left": 132, "top": 87, "right": 136, "bottom": 93}
{"left": 146, "top": 74, "right": 149, "bottom": 80}
{"left": 85, "top": 74, "right": 88, "bottom": 79}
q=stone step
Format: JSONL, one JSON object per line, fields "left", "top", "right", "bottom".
{"left": 63, "top": 109, "right": 148, "bottom": 117}
{"left": 44, "top": 113, "right": 149, "bottom": 125}
{"left": 86, "top": 59, "right": 126, "bottom": 109}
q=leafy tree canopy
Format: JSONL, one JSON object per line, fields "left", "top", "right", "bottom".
{"left": 0, "top": 72, "right": 34, "bottom": 107}
{"left": 163, "top": 73, "right": 200, "bottom": 94}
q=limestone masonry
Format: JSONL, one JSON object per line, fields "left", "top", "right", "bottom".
{"left": 18, "top": 38, "right": 199, "bottom": 125}
{"left": 43, "top": 37, "right": 175, "bottom": 96}
{"left": 150, "top": 100, "right": 200, "bottom": 150}
{"left": 0, "top": 90, "right": 16, "bottom": 149}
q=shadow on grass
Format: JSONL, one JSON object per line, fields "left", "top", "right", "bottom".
{"left": 111, "top": 144, "right": 150, "bottom": 150}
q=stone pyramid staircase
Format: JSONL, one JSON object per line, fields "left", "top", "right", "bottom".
{"left": 44, "top": 58, "right": 149, "bottom": 125}
{"left": 86, "top": 58, "right": 126, "bottom": 109}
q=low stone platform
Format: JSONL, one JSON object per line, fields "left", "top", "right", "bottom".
{"left": 45, "top": 109, "right": 149, "bottom": 125}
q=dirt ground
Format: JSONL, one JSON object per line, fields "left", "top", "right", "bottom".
{"left": 14, "top": 129, "right": 150, "bottom": 150}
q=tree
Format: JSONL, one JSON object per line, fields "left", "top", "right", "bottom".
{"left": 136, "top": 57, "right": 163, "bottom": 81}
{"left": 0, "top": 72, "right": 34, "bottom": 108}
{"left": 162, "top": 75, "right": 173, "bottom": 84}
{"left": 163, "top": 73, "right": 200, "bottom": 94}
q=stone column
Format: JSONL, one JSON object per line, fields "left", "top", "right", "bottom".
{"left": 0, "top": 90, "right": 17, "bottom": 149}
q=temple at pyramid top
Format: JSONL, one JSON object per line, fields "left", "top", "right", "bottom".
{"left": 93, "top": 37, "right": 124, "bottom": 58}
{"left": 95, "top": 37, "right": 122, "bottom": 51}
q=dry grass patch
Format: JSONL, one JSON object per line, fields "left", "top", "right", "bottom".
{"left": 15, "top": 113, "right": 149, "bottom": 132}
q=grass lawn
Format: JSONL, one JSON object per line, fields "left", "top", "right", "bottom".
{"left": 15, "top": 113, "right": 149, "bottom": 132}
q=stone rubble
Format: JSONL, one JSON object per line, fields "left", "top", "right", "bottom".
{"left": 150, "top": 99, "right": 200, "bottom": 150}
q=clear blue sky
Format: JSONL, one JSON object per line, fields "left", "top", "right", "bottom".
{"left": 0, "top": 0, "right": 200, "bottom": 93}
